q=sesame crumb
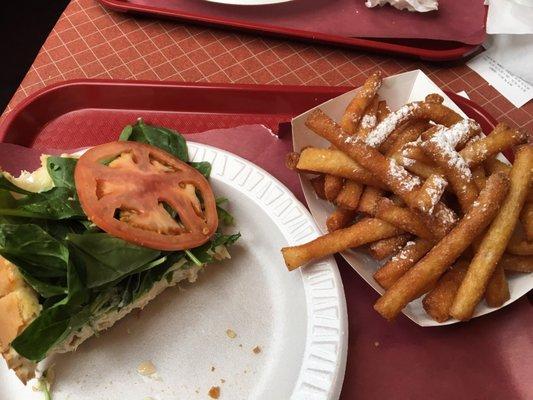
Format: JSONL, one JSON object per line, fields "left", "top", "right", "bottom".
{"left": 226, "top": 329, "right": 237, "bottom": 339}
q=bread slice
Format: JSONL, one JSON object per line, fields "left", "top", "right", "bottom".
{"left": 0, "top": 258, "right": 41, "bottom": 383}
{"left": 0, "top": 255, "right": 204, "bottom": 384}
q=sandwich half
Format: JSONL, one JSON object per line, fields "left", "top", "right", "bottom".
{"left": 0, "top": 120, "right": 240, "bottom": 383}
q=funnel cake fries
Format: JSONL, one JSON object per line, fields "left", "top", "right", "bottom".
{"left": 282, "top": 72, "right": 532, "bottom": 322}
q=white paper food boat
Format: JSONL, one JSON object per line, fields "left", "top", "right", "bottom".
{"left": 292, "top": 69, "right": 533, "bottom": 327}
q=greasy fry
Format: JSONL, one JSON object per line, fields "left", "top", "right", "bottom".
{"left": 374, "top": 172, "right": 510, "bottom": 320}
{"left": 415, "top": 174, "right": 448, "bottom": 215}
{"left": 310, "top": 175, "right": 326, "bottom": 200}
{"left": 326, "top": 208, "right": 357, "bottom": 232}
{"left": 485, "top": 157, "right": 511, "bottom": 175}
{"left": 335, "top": 180, "right": 364, "bottom": 210}
{"left": 376, "top": 100, "right": 391, "bottom": 123}
{"left": 375, "top": 197, "right": 434, "bottom": 240}
{"left": 421, "top": 120, "right": 481, "bottom": 212}
{"left": 368, "top": 234, "right": 412, "bottom": 261}
{"left": 506, "top": 227, "right": 533, "bottom": 255}
{"left": 398, "top": 157, "right": 443, "bottom": 180}
{"left": 498, "top": 253, "right": 533, "bottom": 273}
{"left": 354, "top": 96, "right": 379, "bottom": 140}
{"left": 384, "top": 121, "right": 430, "bottom": 156}
{"left": 357, "top": 187, "right": 384, "bottom": 216}
{"left": 296, "top": 147, "right": 386, "bottom": 188}
{"left": 363, "top": 98, "right": 463, "bottom": 148}
{"left": 520, "top": 202, "right": 533, "bottom": 241}
{"left": 422, "top": 261, "right": 469, "bottom": 323}
{"left": 485, "top": 265, "right": 510, "bottom": 308}
{"left": 460, "top": 123, "right": 528, "bottom": 167}
{"left": 324, "top": 174, "right": 344, "bottom": 202}
{"left": 341, "top": 71, "right": 382, "bottom": 135}
{"left": 472, "top": 165, "right": 487, "bottom": 191}
{"left": 305, "top": 109, "right": 459, "bottom": 236}
{"left": 399, "top": 143, "right": 431, "bottom": 164}
{"left": 282, "top": 218, "right": 402, "bottom": 270}
{"left": 450, "top": 146, "right": 531, "bottom": 320}
{"left": 373, "top": 239, "right": 433, "bottom": 289}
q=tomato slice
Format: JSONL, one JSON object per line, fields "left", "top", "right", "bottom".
{"left": 74, "top": 141, "right": 218, "bottom": 251}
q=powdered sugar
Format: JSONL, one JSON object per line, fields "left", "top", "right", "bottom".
{"left": 387, "top": 158, "right": 421, "bottom": 192}
{"left": 361, "top": 114, "right": 377, "bottom": 129}
{"left": 422, "top": 175, "right": 447, "bottom": 214}
{"left": 431, "top": 119, "right": 480, "bottom": 149}
{"left": 365, "top": 103, "right": 419, "bottom": 148}
{"left": 427, "top": 119, "right": 478, "bottom": 180}
{"left": 401, "top": 156, "right": 415, "bottom": 166}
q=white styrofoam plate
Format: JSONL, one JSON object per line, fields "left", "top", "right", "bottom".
{"left": 203, "top": 0, "right": 292, "bottom": 5}
{"left": 0, "top": 143, "right": 348, "bottom": 400}
{"left": 292, "top": 69, "right": 533, "bottom": 327}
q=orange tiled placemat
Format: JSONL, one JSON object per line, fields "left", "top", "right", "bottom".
{"left": 1, "top": 0, "right": 532, "bottom": 133}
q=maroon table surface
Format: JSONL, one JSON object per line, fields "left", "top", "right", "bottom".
{"left": 0, "top": 80, "right": 531, "bottom": 400}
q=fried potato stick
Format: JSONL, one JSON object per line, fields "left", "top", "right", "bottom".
{"left": 384, "top": 121, "right": 430, "bottom": 156}
{"left": 485, "top": 157, "right": 511, "bottom": 175}
{"left": 472, "top": 165, "right": 487, "bottom": 191}
{"left": 310, "top": 175, "right": 326, "bottom": 200}
{"left": 305, "top": 109, "right": 458, "bottom": 234}
{"left": 335, "top": 179, "right": 364, "bottom": 210}
{"left": 374, "top": 172, "right": 510, "bottom": 320}
{"left": 415, "top": 174, "right": 448, "bottom": 215}
{"left": 282, "top": 218, "right": 402, "bottom": 270}
{"left": 421, "top": 120, "right": 481, "bottom": 212}
{"left": 357, "top": 187, "right": 384, "bottom": 216}
{"left": 373, "top": 238, "right": 433, "bottom": 289}
{"left": 341, "top": 71, "right": 382, "bottom": 135}
{"left": 363, "top": 97, "right": 463, "bottom": 148}
{"left": 368, "top": 234, "right": 412, "bottom": 261}
{"left": 354, "top": 96, "right": 379, "bottom": 140}
{"left": 295, "top": 147, "right": 386, "bottom": 189}
{"left": 498, "top": 253, "right": 533, "bottom": 273}
{"left": 375, "top": 197, "right": 434, "bottom": 240}
{"left": 520, "top": 202, "right": 533, "bottom": 241}
{"left": 324, "top": 174, "right": 344, "bottom": 202}
{"left": 506, "top": 227, "right": 533, "bottom": 255}
{"left": 376, "top": 100, "right": 391, "bottom": 123}
{"left": 485, "top": 265, "right": 510, "bottom": 308}
{"left": 326, "top": 208, "right": 357, "bottom": 232}
{"left": 450, "top": 146, "right": 532, "bottom": 320}
{"left": 422, "top": 261, "right": 469, "bottom": 323}
{"left": 459, "top": 123, "right": 528, "bottom": 167}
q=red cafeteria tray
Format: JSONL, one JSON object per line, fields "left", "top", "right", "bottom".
{"left": 1, "top": 80, "right": 531, "bottom": 400}
{"left": 97, "top": 0, "right": 482, "bottom": 62}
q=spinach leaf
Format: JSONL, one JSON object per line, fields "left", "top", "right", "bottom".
{"left": 188, "top": 232, "right": 241, "bottom": 264}
{"left": 68, "top": 233, "right": 161, "bottom": 288}
{"left": 11, "top": 302, "right": 91, "bottom": 362}
{"left": 189, "top": 161, "right": 212, "bottom": 179}
{"left": 120, "top": 119, "right": 189, "bottom": 162}
{"left": 216, "top": 197, "right": 234, "bottom": 226}
{"left": 7, "top": 260, "right": 66, "bottom": 298}
{"left": 0, "top": 187, "right": 85, "bottom": 219}
{"left": 0, "top": 224, "right": 69, "bottom": 275}
{"left": 46, "top": 157, "right": 77, "bottom": 190}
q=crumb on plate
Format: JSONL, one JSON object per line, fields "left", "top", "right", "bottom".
{"left": 226, "top": 329, "right": 237, "bottom": 339}
{"left": 252, "top": 346, "right": 261, "bottom": 354}
{"left": 208, "top": 386, "right": 220, "bottom": 399}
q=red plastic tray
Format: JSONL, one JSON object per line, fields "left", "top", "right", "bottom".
{"left": 1, "top": 81, "right": 531, "bottom": 400}
{"left": 97, "top": 0, "right": 482, "bottom": 62}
